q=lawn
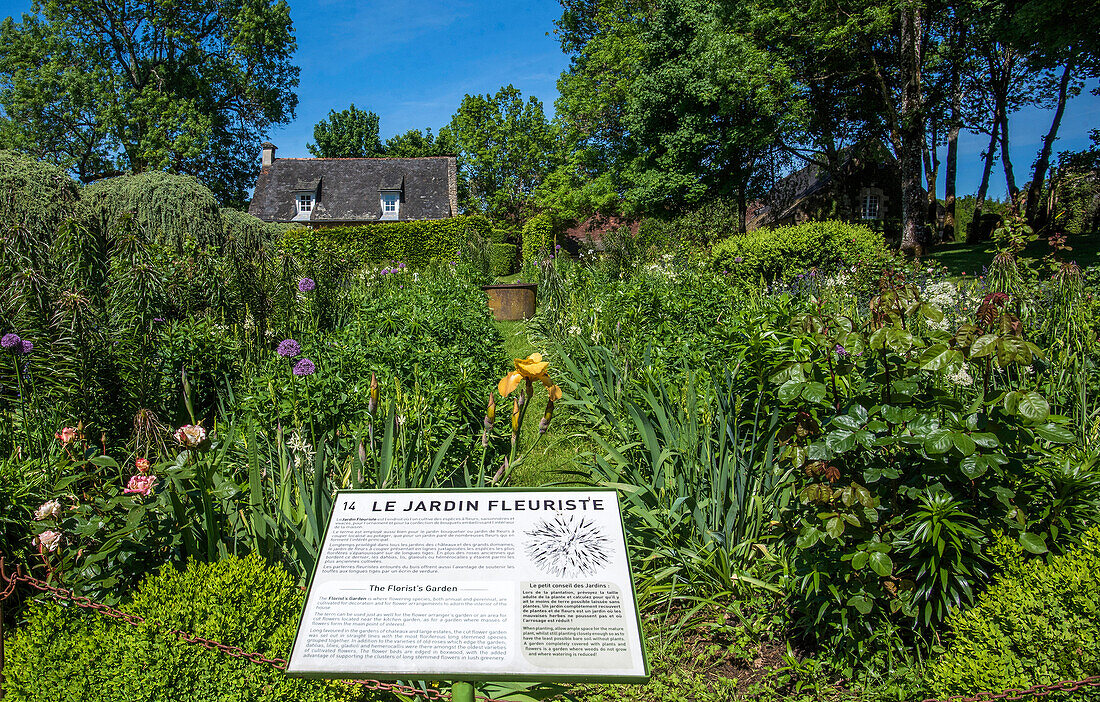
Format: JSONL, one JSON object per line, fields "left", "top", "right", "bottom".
{"left": 927, "top": 232, "right": 1100, "bottom": 276}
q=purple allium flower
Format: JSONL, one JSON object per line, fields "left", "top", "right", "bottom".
{"left": 277, "top": 339, "right": 302, "bottom": 358}
{"left": 293, "top": 358, "right": 316, "bottom": 376}
{"left": 734, "top": 257, "right": 744, "bottom": 263}
{"left": 298, "top": 278, "right": 316, "bottom": 292}
{"left": 1, "top": 333, "right": 21, "bottom": 351}
{"left": 835, "top": 344, "right": 849, "bottom": 358}
{"left": 381, "top": 268, "right": 390, "bottom": 275}
{"left": 20, "top": 339, "right": 33, "bottom": 355}
{"left": 555, "top": 244, "right": 561, "bottom": 250}
{"left": 398, "top": 262, "right": 406, "bottom": 268}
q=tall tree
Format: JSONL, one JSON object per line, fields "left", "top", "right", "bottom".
{"left": 446, "top": 85, "right": 556, "bottom": 221}
{"left": 0, "top": 0, "right": 298, "bottom": 207}
{"left": 307, "top": 105, "right": 384, "bottom": 158}
{"left": 383, "top": 127, "right": 457, "bottom": 158}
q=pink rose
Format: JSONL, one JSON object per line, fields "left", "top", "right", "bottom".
{"left": 123, "top": 474, "right": 158, "bottom": 497}
{"left": 34, "top": 529, "right": 62, "bottom": 552}
{"left": 174, "top": 424, "right": 207, "bottom": 447}
{"left": 34, "top": 499, "right": 62, "bottom": 521}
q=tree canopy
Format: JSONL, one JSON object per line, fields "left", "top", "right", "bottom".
{"left": 0, "top": 0, "right": 299, "bottom": 208}
{"left": 307, "top": 104, "right": 384, "bottom": 158}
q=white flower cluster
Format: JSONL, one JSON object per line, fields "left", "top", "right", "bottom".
{"left": 287, "top": 430, "right": 315, "bottom": 469}
{"left": 947, "top": 365, "right": 974, "bottom": 387}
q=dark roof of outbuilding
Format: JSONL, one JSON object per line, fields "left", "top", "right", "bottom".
{"left": 249, "top": 156, "right": 455, "bottom": 223}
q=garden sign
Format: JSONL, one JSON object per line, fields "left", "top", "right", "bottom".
{"left": 286, "top": 488, "right": 649, "bottom": 686}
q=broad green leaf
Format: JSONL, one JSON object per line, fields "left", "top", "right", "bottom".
{"left": 869, "top": 551, "right": 893, "bottom": 577}
{"left": 924, "top": 429, "right": 952, "bottom": 455}
{"left": 1032, "top": 422, "right": 1075, "bottom": 443}
{"left": 952, "top": 432, "right": 976, "bottom": 457}
{"left": 825, "top": 516, "right": 844, "bottom": 539}
{"left": 1015, "top": 392, "right": 1050, "bottom": 423}
{"left": 778, "top": 380, "right": 805, "bottom": 403}
{"left": 847, "top": 594, "right": 873, "bottom": 614}
{"left": 970, "top": 333, "right": 998, "bottom": 358}
{"left": 1018, "top": 532, "right": 1048, "bottom": 554}
{"left": 852, "top": 551, "right": 869, "bottom": 570}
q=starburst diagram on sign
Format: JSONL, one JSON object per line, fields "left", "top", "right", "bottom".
{"left": 525, "top": 514, "right": 612, "bottom": 578}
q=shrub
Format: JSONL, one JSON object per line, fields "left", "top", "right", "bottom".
{"left": 279, "top": 215, "right": 491, "bottom": 270}
{"left": 521, "top": 212, "right": 553, "bottom": 264}
{"left": 491, "top": 242, "right": 517, "bottom": 276}
{"left": 709, "top": 220, "right": 894, "bottom": 283}
{"left": 927, "top": 528, "right": 1100, "bottom": 699}
{"left": 3, "top": 554, "right": 371, "bottom": 701}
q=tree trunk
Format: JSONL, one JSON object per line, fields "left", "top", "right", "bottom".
{"left": 998, "top": 105, "right": 1019, "bottom": 206}
{"left": 924, "top": 121, "right": 940, "bottom": 235}
{"left": 968, "top": 109, "right": 1001, "bottom": 243}
{"left": 898, "top": 4, "right": 928, "bottom": 256}
{"left": 1025, "top": 57, "right": 1075, "bottom": 228}
{"left": 943, "top": 22, "right": 965, "bottom": 243}
{"left": 737, "top": 186, "right": 747, "bottom": 234}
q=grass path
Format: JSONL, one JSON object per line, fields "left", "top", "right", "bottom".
{"left": 494, "top": 319, "right": 596, "bottom": 488}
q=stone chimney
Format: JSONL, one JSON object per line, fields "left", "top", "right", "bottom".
{"left": 446, "top": 156, "right": 458, "bottom": 217}
{"left": 261, "top": 142, "right": 277, "bottom": 167}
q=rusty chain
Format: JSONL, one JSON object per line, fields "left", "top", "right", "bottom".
{"left": 918, "top": 676, "right": 1100, "bottom": 702}
{"left": 0, "top": 561, "right": 502, "bottom": 701}
{"left": 9, "top": 561, "right": 1097, "bottom": 702}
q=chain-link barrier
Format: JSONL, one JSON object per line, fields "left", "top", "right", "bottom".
{"left": 0, "top": 559, "right": 500, "bottom": 701}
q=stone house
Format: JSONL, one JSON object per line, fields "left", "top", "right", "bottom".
{"left": 248, "top": 143, "right": 458, "bottom": 226}
{"left": 747, "top": 142, "right": 903, "bottom": 236}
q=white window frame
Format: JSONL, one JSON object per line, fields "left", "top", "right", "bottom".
{"left": 861, "top": 193, "right": 880, "bottom": 220}
{"left": 381, "top": 191, "right": 400, "bottom": 219}
{"left": 296, "top": 193, "right": 314, "bottom": 214}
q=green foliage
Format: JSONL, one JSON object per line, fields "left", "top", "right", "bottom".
{"left": 447, "top": 85, "right": 556, "bottom": 220}
{"left": 0, "top": 0, "right": 298, "bottom": 205}
{"left": 521, "top": 212, "right": 553, "bottom": 264}
{"left": 2, "top": 554, "right": 371, "bottom": 702}
{"left": 927, "top": 527, "right": 1100, "bottom": 699}
{"left": 709, "top": 220, "right": 894, "bottom": 284}
{"left": 383, "top": 126, "right": 458, "bottom": 158}
{"left": 491, "top": 242, "right": 517, "bottom": 276}
{"left": 83, "top": 171, "right": 224, "bottom": 250}
{"left": 307, "top": 104, "right": 384, "bottom": 158}
{"left": 0, "top": 149, "right": 83, "bottom": 240}
{"left": 279, "top": 216, "right": 491, "bottom": 271}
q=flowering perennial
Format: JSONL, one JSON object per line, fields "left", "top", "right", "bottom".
{"left": 298, "top": 278, "right": 316, "bottom": 292}
{"left": 277, "top": 338, "right": 302, "bottom": 358}
{"left": 293, "top": 358, "right": 316, "bottom": 376}
{"left": 174, "top": 424, "right": 207, "bottom": 447}
{"left": 34, "top": 500, "right": 62, "bottom": 521}
{"left": 123, "top": 474, "right": 158, "bottom": 497}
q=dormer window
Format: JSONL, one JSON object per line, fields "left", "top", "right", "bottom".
{"left": 296, "top": 193, "right": 314, "bottom": 214}
{"left": 381, "top": 191, "right": 400, "bottom": 220}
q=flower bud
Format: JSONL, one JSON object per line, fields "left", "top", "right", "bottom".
{"left": 369, "top": 373, "right": 378, "bottom": 415}
{"left": 539, "top": 400, "right": 556, "bottom": 435}
{"left": 511, "top": 397, "right": 521, "bottom": 441}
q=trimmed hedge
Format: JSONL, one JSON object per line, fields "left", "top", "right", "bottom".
{"left": 521, "top": 212, "right": 553, "bottom": 264}
{"left": 280, "top": 215, "right": 491, "bottom": 269}
{"left": 709, "top": 220, "right": 894, "bottom": 283}
{"left": 3, "top": 554, "right": 371, "bottom": 701}
{"left": 927, "top": 528, "right": 1100, "bottom": 700}
{"left": 491, "top": 242, "right": 517, "bottom": 276}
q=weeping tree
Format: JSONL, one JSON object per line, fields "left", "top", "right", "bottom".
{"left": 82, "top": 171, "right": 224, "bottom": 251}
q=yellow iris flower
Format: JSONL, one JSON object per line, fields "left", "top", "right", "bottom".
{"left": 498, "top": 353, "right": 561, "bottom": 401}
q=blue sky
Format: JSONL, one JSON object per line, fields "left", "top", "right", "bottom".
{"left": 1, "top": 0, "right": 1097, "bottom": 200}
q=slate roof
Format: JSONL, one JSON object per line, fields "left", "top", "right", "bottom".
{"left": 249, "top": 156, "right": 456, "bottom": 223}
